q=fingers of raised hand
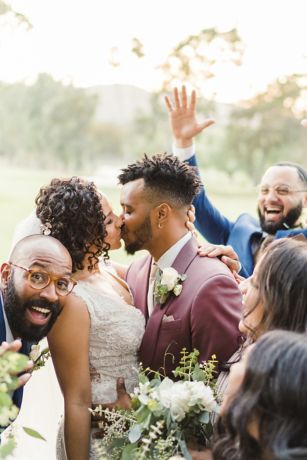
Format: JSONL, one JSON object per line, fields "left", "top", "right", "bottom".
{"left": 174, "top": 86, "right": 181, "bottom": 109}
{"left": 199, "top": 119, "right": 215, "bottom": 132}
{"left": 181, "top": 85, "right": 187, "bottom": 108}
{"left": 164, "top": 95, "right": 173, "bottom": 112}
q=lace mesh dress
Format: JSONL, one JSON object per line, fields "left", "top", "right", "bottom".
{"left": 56, "top": 278, "right": 145, "bottom": 459}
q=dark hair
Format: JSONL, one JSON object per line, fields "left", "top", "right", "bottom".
{"left": 118, "top": 153, "right": 201, "bottom": 207}
{"left": 243, "top": 238, "right": 307, "bottom": 339}
{"left": 274, "top": 161, "right": 307, "bottom": 186}
{"left": 213, "top": 330, "right": 307, "bottom": 460}
{"left": 35, "top": 177, "right": 109, "bottom": 272}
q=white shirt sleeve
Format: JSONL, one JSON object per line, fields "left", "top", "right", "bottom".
{"left": 172, "top": 141, "right": 195, "bottom": 161}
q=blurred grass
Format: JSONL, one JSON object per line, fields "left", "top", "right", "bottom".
{"left": 0, "top": 165, "right": 257, "bottom": 262}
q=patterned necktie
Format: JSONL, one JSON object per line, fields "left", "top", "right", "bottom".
{"left": 147, "top": 262, "right": 159, "bottom": 316}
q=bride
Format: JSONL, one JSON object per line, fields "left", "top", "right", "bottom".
{"left": 34, "top": 176, "right": 145, "bottom": 460}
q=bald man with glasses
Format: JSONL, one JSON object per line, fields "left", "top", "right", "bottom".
{"left": 0, "top": 234, "right": 74, "bottom": 410}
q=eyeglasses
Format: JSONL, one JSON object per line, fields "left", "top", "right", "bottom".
{"left": 258, "top": 185, "right": 307, "bottom": 197}
{"left": 9, "top": 263, "right": 77, "bottom": 296}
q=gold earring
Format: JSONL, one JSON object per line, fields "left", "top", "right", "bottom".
{"left": 158, "top": 223, "right": 162, "bottom": 229}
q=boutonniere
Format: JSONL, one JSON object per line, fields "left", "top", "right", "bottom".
{"left": 154, "top": 267, "right": 187, "bottom": 307}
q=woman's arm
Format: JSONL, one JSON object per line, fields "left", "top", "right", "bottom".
{"left": 48, "top": 294, "right": 91, "bottom": 460}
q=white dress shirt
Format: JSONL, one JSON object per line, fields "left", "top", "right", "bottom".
{"left": 172, "top": 142, "right": 195, "bottom": 161}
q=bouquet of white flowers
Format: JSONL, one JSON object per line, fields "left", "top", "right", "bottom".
{"left": 95, "top": 349, "right": 219, "bottom": 460}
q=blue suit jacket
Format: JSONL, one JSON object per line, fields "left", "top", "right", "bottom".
{"left": 0, "top": 293, "right": 32, "bottom": 409}
{"left": 188, "top": 155, "right": 307, "bottom": 277}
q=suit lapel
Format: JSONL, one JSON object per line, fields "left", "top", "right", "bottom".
{"left": 140, "top": 237, "right": 199, "bottom": 367}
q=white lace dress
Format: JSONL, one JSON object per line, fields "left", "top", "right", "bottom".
{"left": 56, "top": 279, "right": 145, "bottom": 459}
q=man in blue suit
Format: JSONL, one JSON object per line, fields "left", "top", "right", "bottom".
{"left": 0, "top": 234, "right": 74, "bottom": 410}
{"left": 165, "top": 86, "right": 307, "bottom": 277}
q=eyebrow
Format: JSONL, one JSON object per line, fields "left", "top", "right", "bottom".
{"left": 29, "top": 262, "right": 72, "bottom": 277}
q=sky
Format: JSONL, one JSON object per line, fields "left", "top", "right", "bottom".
{"left": 1, "top": 0, "right": 307, "bottom": 102}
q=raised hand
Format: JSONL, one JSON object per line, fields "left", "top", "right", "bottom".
{"left": 164, "top": 86, "right": 214, "bottom": 148}
{"left": 301, "top": 119, "right": 307, "bottom": 128}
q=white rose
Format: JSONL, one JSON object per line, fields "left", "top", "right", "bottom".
{"left": 173, "top": 284, "right": 182, "bottom": 296}
{"left": 160, "top": 267, "right": 179, "bottom": 290}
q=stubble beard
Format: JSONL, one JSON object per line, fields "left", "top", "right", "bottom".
{"left": 122, "top": 216, "right": 153, "bottom": 255}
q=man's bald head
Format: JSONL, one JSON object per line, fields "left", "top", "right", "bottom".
{"left": 9, "top": 234, "right": 72, "bottom": 268}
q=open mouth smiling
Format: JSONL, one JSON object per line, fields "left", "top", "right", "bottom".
{"left": 264, "top": 206, "right": 283, "bottom": 221}
{"left": 26, "top": 305, "right": 52, "bottom": 326}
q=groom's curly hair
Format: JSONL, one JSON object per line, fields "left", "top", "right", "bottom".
{"left": 35, "top": 177, "right": 109, "bottom": 272}
{"left": 118, "top": 153, "right": 201, "bottom": 207}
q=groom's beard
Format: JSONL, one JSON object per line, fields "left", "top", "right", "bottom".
{"left": 4, "top": 279, "right": 62, "bottom": 341}
{"left": 121, "top": 216, "right": 153, "bottom": 255}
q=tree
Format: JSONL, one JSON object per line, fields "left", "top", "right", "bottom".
{"left": 159, "top": 28, "right": 244, "bottom": 97}
{"left": 0, "top": 0, "right": 31, "bottom": 28}
{"left": 219, "top": 74, "right": 307, "bottom": 182}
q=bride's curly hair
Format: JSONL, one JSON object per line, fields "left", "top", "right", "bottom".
{"left": 35, "top": 177, "right": 109, "bottom": 272}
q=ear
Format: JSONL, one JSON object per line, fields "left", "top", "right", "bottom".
{"left": 154, "top": 203, "right": 171, "bottom": 229}
{"left": 303, "top": 193, "right": 307, "bottom": 208}
{"left": 0, "top": 263, "right": 11, "bottom": 290}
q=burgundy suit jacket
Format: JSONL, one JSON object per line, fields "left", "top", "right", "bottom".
{"left": 126, "top": 237, "right": 242, "bottom": 378}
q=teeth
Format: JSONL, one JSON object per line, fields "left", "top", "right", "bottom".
{"left": 31, "top": 306, "right": 50, "bottom": 314}
{"left": 266, "top": 207, "right": 281, "bottom": 212}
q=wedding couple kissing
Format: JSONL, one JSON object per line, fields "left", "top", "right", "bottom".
{"left": 16, "top": 153, "right": 242, "bottom": 459}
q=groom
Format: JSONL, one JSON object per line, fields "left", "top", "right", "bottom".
{"left": 119, "top": 154, "right": 242, "bottom": 378}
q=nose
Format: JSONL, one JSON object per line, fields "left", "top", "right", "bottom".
{"left": 266, "top": 187, "right": 279, "bottom": 201}
{"left": 39, "top": 281, "right": 59, "bottom": 303}
{"left": 115, "top": 214, "right": 123, "bottom": 228}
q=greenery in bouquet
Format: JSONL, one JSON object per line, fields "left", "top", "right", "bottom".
{"left": 0, "top": 349, "right": 28, "bottom": 458}
{"left": 95, "top": 349, "right": 219, "bottom": 460}
{"left": 0, "top": 346, "right": 47, "bottom": 459}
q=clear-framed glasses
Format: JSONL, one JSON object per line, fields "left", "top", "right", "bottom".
{"left": 9, "top": 263, "right": 77, "bottom": 296}
{"left": 257, "top": 184, "right": 307, "bottom": 197}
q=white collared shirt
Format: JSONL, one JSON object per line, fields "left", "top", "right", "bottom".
{"left": 172, "top": 142, "right": 195, "bottom": 161}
